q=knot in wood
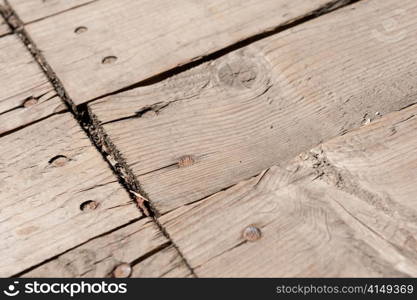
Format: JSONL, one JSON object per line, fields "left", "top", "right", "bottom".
{"left": 218, "top": 59, "right": 258, "bottom": 89}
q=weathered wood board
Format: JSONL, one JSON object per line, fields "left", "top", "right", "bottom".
{"left": 24, "top": 218, "right": 191, "bottom": 277}
{"left": 0, "top": 113, "right": 141, "bottom": 277}
{"left": 0, "top": 13, "right": 10, "bottom": 36}
{"left": 25, "top": 0, "right": 347, "bottom": 104}
{"left": 89, "top": 0, "right": 417, "bottom": 213}
{"left": 8, "top": 0, "right": 95, "bottom": 24}
{"left": 0, "top": 34, "right": 66, "bottom": 135}
{"left": 160, "top": 105, "right": 417, "bottom": 277}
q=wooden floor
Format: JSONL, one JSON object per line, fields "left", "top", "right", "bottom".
{"left": 1, "top": 0, "right": 417, "bottom": 277}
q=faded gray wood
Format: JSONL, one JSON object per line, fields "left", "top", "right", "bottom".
{"left": 8, "top": 0, "right": 95, "bottom": 23}
{"left": 25, "top": 0, "right": 345, "bottom": 104}
{"left": 90, "top": 0, "right": 417, "bottom": 213}
{"left": 0, "top": 113, "right": 141, "bottom": 277}
{"left": 160, "top": 105, "right": 417, "bottom": 277}
{"left": 24, "top": 218, "right": 190, "bottom": 278}
{"left": 0, "top": 34, "right": 65, "bottom": 135}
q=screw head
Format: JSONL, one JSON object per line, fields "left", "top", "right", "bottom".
{"left": 242, "top": 225, "right": 262, "bottom": 242}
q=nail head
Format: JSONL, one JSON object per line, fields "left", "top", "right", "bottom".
{"left": 74, "top": 26, "right": 88, "bottom": 34}
{"left": 102, "top": 56, "right": 118, "bottom": 64}
{"left": 49, "top": 155, "right": 69, "bottom": 167}
{"left": 80, "top": 200, "right": 99, "bottom": 212}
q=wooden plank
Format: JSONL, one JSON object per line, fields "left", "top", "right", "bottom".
{"left": 0, "top": 34, "right": 65, "bottom": 135}
{"left": 159, "top": 105, "right": 417, "bottom": 277}
{"left": 8, "top": 0, "right": 95, "bottom": 24}
{"left": 0, "top": 13, "right": 10, "bottom": 36}
{"left": 0, "top": 113, "right": 141, "bottom": 277}
{"left": 25, "top": 0, "right": 345, "bottom": 104}
{"left": 24, "top": 218, "right": 190, "bottom": 277}
{"left": 89, "top": 0, "right": 417, "bottom": 213}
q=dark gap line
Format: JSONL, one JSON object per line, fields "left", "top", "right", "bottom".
{"left": 135, "top": 163, "right": 177, "bottom": 177}
{"left": 0, "top": 105, "right": 23, "bottom": 116}
{"left": 78, "top": 105, "right": 199, "bottom": 276}
{"left": 0, "top": 91, "right": 59, "bottom": 117}
{"left": 0, "top": 31, "right": 13, "bottom": 38}
{"left": 84, "top": 0, "right": 362, "bottom": 105}
{"left": 11, "top": 217, "right": 143, "bottom": 278}
{"left": 0, "top": 109, "right": 67, "bottom": 139}
{"left": 23, "top": 0, "right": 99, "bottom": 26}
{"left": 130, "top": 242, "right": 171, "bottom": 268}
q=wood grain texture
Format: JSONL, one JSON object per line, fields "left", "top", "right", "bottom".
{"left": 25, "top": 0, "right": 344, "bottom": 104}
{"left": 8, "top": 0, "right": 95, "bottom": 23}
{"left": 0, "top": 13, "right": 10, "bottom": 36}
{"left": 0, "top": 34, "right": 65, "bottom": 135}
{"left": 160, "top": 105, "right": 417, "bottom": 277}
{"left": 24, "top": 218, "right": 190, "bottom": 278}
{"left": 0, "top": 113, "right": 141, "bottom": 277}
{"left": 90, "top": 0, "right": 417, "bottom": 213}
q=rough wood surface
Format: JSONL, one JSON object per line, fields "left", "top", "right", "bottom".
{"left": 0, "top": 13, "right": 10, "bottom": 36}
{"left": 8, "top": 0, "right": 95, "bottom": 24}
{"left": 24, "top": 218, "right": 190, "bottom": 278}
{"left": 160, "top": 105, "right": 417, "bottom": 277}
{"left": 0, "top": 113, "right": 141, "bottom": 277}
{"left": 25, "top": 0, "right": 345, "bottom": 104}
{"left": 0, "top": 34, "right": 65, "bottom": 135}
{"left": 90, "top": 0, "right": 417, "bottom": 213}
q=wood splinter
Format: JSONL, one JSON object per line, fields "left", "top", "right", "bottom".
{"left": 131, "top": 191, "right": 151, "bottom": 216}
